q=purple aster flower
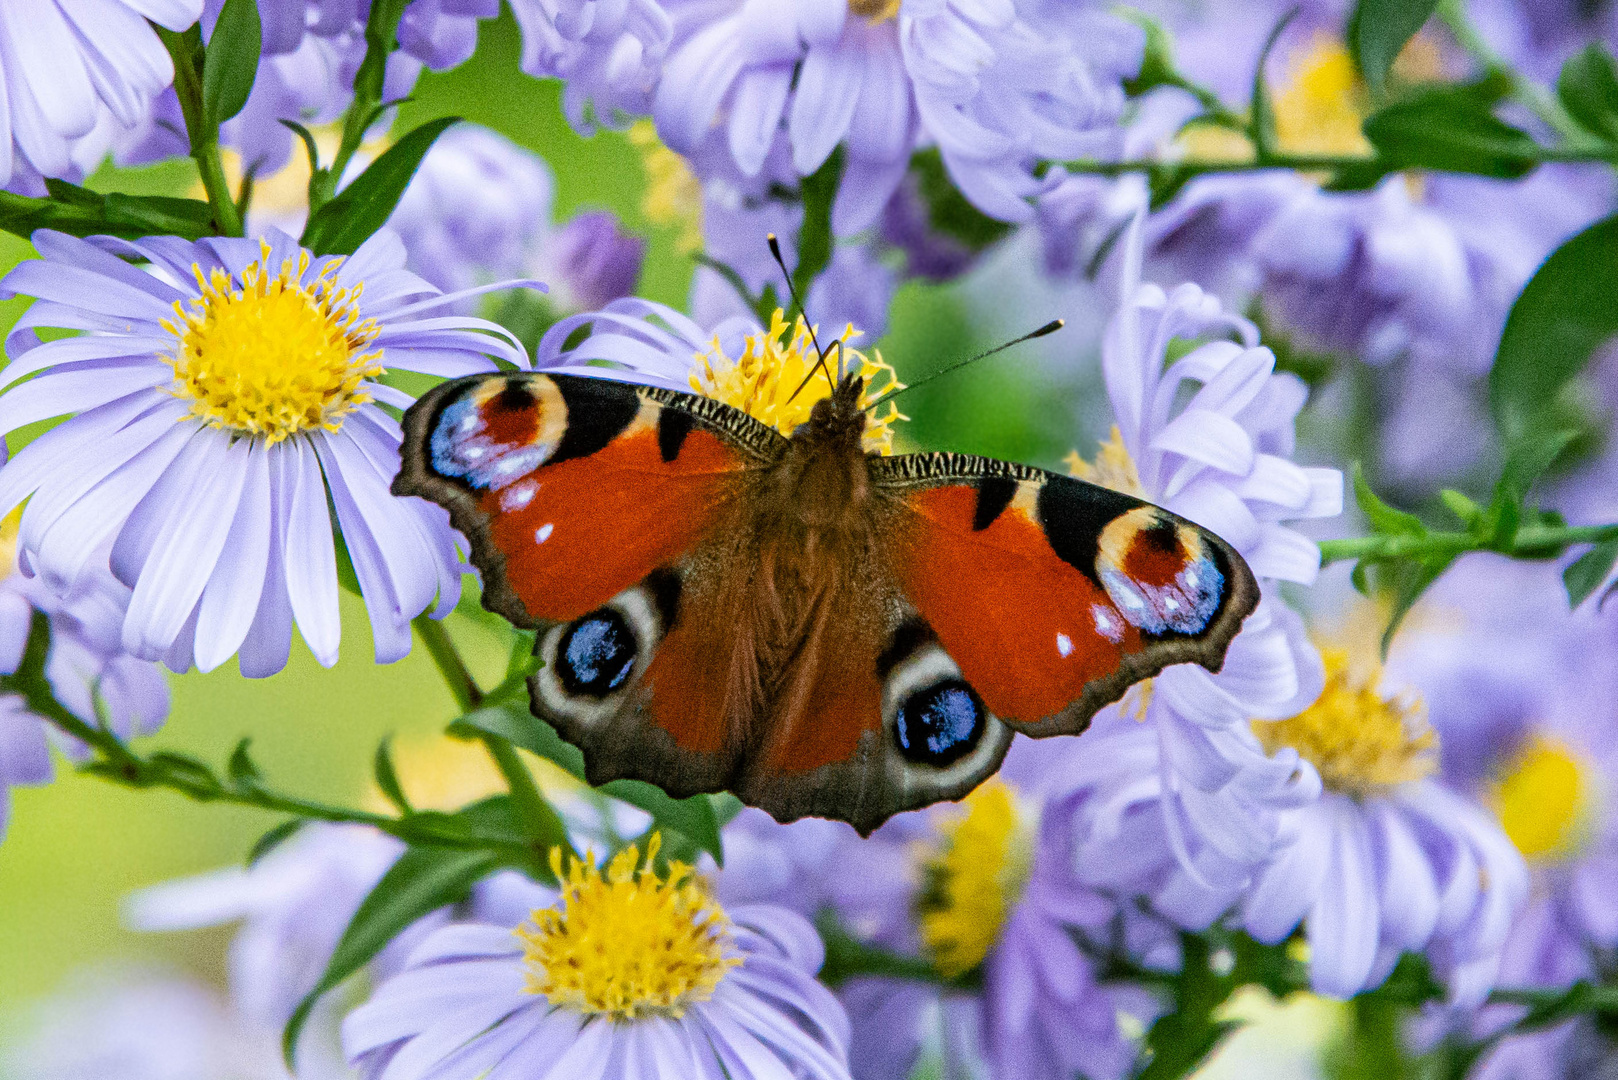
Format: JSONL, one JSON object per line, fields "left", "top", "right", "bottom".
{"left": 1236, "top": 608, "right": 1531, "bottom": 1005}
{"left": 343, "top": 833, "right": 854, "bottom": 1080}
{"left": 546, "top": 211, "right": 647, "bottom": 310}
{"left": 2, "top": 967, "right": 314, "bottom": 1080}
{"left": 0, "top": 694, "right": 50, "bottom": 841}
{"left": 509, "top": 0, "right": 674, "bottom": 130}
{"left": 1053, "top": 216, "right": 1339, "bottom": 909}
{"left": 0, "top": 228, "right": 536, "bottom": 676}
{"left": 0, "top": 0, "right": 202, "bottom": 193}
{"left": 649, "top": 0, "right": 1143, "bottom": 231}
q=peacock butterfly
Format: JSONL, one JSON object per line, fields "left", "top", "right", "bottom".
{"left": 393, "top": 335, "right": 1260, "bottom": 835}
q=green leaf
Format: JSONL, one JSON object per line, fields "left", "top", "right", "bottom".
{"left": 600, "top": 779, "right": 724, "bottom": 866}
{"left": 1490, "top": 214, "right": 1618, "bottom": 450}
{"left": 792, "top": 145, "right": 844, "bottom": 313}
{"left": 1363, "top": 83, "right": 1541, "bottom": 177}
{"left": 226, "top": 737, "right": 261, "bottom": 788}
{"left": 457, "top": 705, "right": 724, "bottom": 864}
{"left": 1564, "top": 541, "right": 1618, "bottom": 607}
{"left": 1249, "top": 8, "right": 1301, "bottom": 159}
{"left": 246, "top": 818, "right": 304, "bottom": 867}
{"left": 1438, "top": 488, "right": 1483, "bottom": 528}
{"left": 1347, "top": 0, "right": 1439, "bottom": 95}
{"left": 1558, "top": 45, "right": 1618, "bottom": 144}
{"left": 301, "top": 116, "right": 459, "bottom": 256}
{"left": 909, "top": 147, "right": 1013, "bottom": 252}
{"left": 1119, "top": 9, "right": 1179, "bottom": 97}
{"left": 0, "top": 186, "right": 215, "bottom": 242}
{"left": 373, "top": 736, "right": 411, "bottom": 813}
{"left": 201, "top": 0, "right": 262, "bottom": 129}
{"left": 1378, "top": 554, "right": 1456, "bottom": 656}
{"left": 1351, "top": 463, "right": 1426, "bottom": 538}
{"left": 281, "top": 842, "right": 502, "bottom": 1063}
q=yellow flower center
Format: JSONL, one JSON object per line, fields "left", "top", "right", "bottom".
{"left": 690, "top": 308, "right": 906, "bottom": 454}
{"left": 517, "top": 833, "right": 739, "bottom": 1021}
{"left": 1274, "top": 37, "right": 1375, "bottom": 159}
{"left": 916, "top": 779, "right": 1033, "bottom": 979}
{"left": 630, "top": 120, "right": 704, "bottom": 255}
{"left": 0, "top": 507, "right": 19, "bottom": 579}
{"left": 848, "top": 0, "right": 901, "bottom": 23}
{"left": 163, "top": 243, "right": 382, "bottom": 445}
{"left": 1066, "top": 426, "right": 1145, "bottom": 498}
{"left": 1494, "top": 736, "right": 1596, "bottom": 862}
{"left": 1253, "top": 647, "right": 1436, "bottom": 797}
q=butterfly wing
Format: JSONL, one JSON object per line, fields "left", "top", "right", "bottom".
{"left": 394, "top": 372, "right": 787, "bottom": 795}
{"left": 872, "top": 451, "right": 1259, "bottom": 739}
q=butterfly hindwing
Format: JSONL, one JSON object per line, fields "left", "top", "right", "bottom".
{"left": 873, "top": 452, "right": 1258, "bottom": 739}
{"left": 395, "top": 372, "right": 786, "bottom": 794}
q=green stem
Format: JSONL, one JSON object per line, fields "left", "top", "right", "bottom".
{"left": 410, "top": 614, "right": 575, "bottom": 859}
{"left": 1318, "top": 520, "right": 1618, "bottom": 566}
{"left": 1057, "top": 144, "right": 1618, "bottom": 187}
{"left": 1435, "top": 0, "right": 1591, "bottom": 145}
{"left": 308, "top": 0, "right": 407, "bottom": 215}
{"left": 156, "top": 26, "right": 243, "bottom": 238}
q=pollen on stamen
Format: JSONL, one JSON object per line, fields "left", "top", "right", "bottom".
{"left": 162, "top": 241, "right": 382, "bottom": 445}
{"left": 516, "top": 833, "right": 740, "bottom": 1022}
{"left": 689, "top": 308, "right": 908, "bottom": 454}
{"left": 915, "top": 779, "right": 1034, "bottom": 978}
{"left": 1493, "top": 736, "right": 1595, "bottom": 862}
{"left": 1253, "top": 646, "right": 1436, "bottom": 798}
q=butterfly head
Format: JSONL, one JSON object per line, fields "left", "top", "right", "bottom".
{"left": 801, "top": 373, "right": 869, "bottom": 446}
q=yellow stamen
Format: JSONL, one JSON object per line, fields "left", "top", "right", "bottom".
{"left": 630, "top": 120, "right": 704, "bottom": 254}
{"left": 517, "top": 834, "right": 738, "bottom": 1021}
{"left": 1066, "top": 426, "right": 1145, "bottom": 498}
{"left": 0, "top": 506, "right": 19, "bottom": 579}
{"left": 163, "top": 241, "right": 382, "bottom": 445}
{"left": 690, "top": 308, "right": 907, "bottom": 454}
{"left": 848, "top": 0, "right": 901, "bottom": 22}
{"left": 1494, "top": 736, "right": 1596, "bottom": 862}
{"left": 916, "top": 779, "right": 1033, "bottom": 978}
{"left": 1273, "top": 37, "right": 1374, "bottom": 159}
{"left": 1253, "top": 647, "right": 1435, "bottom": 797}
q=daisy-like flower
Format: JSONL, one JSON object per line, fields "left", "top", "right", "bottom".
{"left": 1053, "top": 212, "right": 1340, "bottom": 913}
{"left": 536, "top": 298, "right": 907, "bottom": 453}
{"left": 0, "top": 228, "right": 535, "bottom": 676}
{"left": 1243, "top": 634, "right": 1530, "bottom": 1004}
{"left": 0, "top": 0, "right": 202, "bottom": 193}
{"left": 343, "top": 833, "right": 854, "bottom": 1080}
{"left": 649, "top": 0, "right": 1143, "bottom": 231}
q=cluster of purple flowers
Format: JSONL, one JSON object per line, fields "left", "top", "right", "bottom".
{"left": 0, "top": 0, "right": 1616, "bottom": 1078}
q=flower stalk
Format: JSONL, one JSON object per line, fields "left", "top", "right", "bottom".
{"left": 155, "top": 25, "right": 244, "bottom": 238}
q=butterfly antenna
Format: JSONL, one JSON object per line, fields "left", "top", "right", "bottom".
{"left": 767, "top": 233, "right": 839, "bottom": 404}
{"left": 863, "top": 319, "right": 1066, "bottom": 415}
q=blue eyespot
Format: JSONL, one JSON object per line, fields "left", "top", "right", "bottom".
{"left": 556, "top": 610, "right": 637, "bottom": 698}
{"left": 895, "top": 680, "right": 984, "bottom": 767}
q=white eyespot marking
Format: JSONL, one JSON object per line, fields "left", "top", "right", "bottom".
{"left": 501, "top": 480, "right": 538, "bottom": 512}
{"left": 463, "top": 445, "right": 486, "bottom": 460}
{"left": 1092, "top": 604, "right": 1123, "bottom": 644}
{"left": 535, "top": 523, "right": 554, "bottom": 544}
{"left": 1056, "top": 632, "right": 1073, "bottom": 657}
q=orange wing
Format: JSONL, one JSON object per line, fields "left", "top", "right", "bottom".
{"left": 875, "top": 454, "right": 1258, "bottom": 738}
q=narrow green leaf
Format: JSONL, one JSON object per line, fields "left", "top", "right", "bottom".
{"left": 1558, "top": 45, "right": 1618, "bottom": 144}
{"left": 601, "top": 779, "right": 725, "bottom": 866}
{"left": 1438, "top": 488, "right": 1482, "bottom": 528}
{"left": 909, "top": 147, "right": 1013, "bottom": 252}
{"left": 1119, "top": 10, "right": 1178, "bottom": 97}
{"left": 1363, "top": 83, "right": 1541, "bottom": 177}
{"left": 1379, "top": 555, "right": 1456, "bottom": 656}
{"left": 301, "top": 116, "right": 459, "bottom": 256}
{"left": 282, "top": 843, "right": 501, "bottom": 1063}
{"left": 1250, "top": 7, "right": 1302, "bottom": 159}
{"left": 247, "top": 818, "right": 304, "bottom": 867}
{"left": 226, "top": 737, "right": 260, "bottom": 787}
{"left": 373, "top": 736, "right": 411, "bottom": 813}
{"left": 201, "top": 0, "right": 262, "bottom": 128}
{"left": 1565, "top": 541, "right": 1618, "bottom": 608}
{"left": 1347, "top": 0, "right": 1439, "bottom": 94}
{"left": 279, "top": 119, "right": 322, "bottom": 173}
{"left": 1491, "top": 214, "right": 1618, "bottom": 447}
{"left": 0, "top": 187, "right": 215, "bottom": 242}
{"left": 792, "top": 145, "right": 844, "bottom": 312}
{"left": 458, "top": 704, "right": 585, "bottom": 779}
{"left": 1351, "top": 463, "right": 1426, "bottom": 538}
